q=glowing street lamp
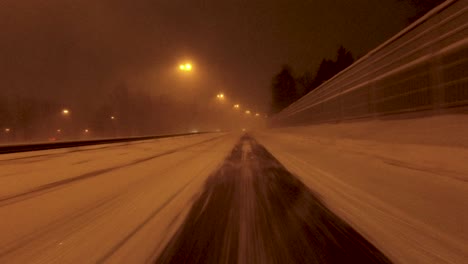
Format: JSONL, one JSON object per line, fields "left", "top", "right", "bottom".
{"left": 56, "top": 129, "right": 61, "bottom": 133}
{"left": 84, "top": 129, "right": 89, "bottom": 133}
{"left": 255, "top": 113, "right": 260, "bottom": 117}
{"left": 179, "top": 63, "right": 192, "bottom": 72}
{"left": 233, "top": 104, "right": 240, "bottom": 109}
{"left": 245, "top": 110, "right": 251, "bottom": 115}
{"left": 4, "top": 128, "right": 11, "bottom": 133}
{"left": 110, "top": 116, "right": 116, "bottom": 120}
{"left": 62, "top": 109, "right": 70, "bottom": 116}
{"left": 216, "top": 93, "right": 225, "bottom": 100}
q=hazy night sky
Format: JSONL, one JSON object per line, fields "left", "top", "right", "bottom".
{"left": 0, "top": 0, "right": 416, "bottom": 113}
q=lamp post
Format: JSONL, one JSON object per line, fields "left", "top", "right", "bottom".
{"left": 60, "top": 108, "right": 71, "bottom": 139}
{"left": 178, "top": 62, "right": 197, "bottom": 131}
{"left": 110, "top": 116, "right": 117, "bottom": 137}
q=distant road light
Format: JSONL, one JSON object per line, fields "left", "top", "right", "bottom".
{"left": 4, "top": 128, "right": 11, "bottom": 133}
{"left": 255, "top": 113, "right": 260, "bottom": 117}
{"left": 233, "top": 104, "right": 240, "bottom": 109}
{"left": 110, "top": 116, "right": 116, "bottom": 120}
{"left": 84, "top": 129, "right": 89, "bottom": 133}
{"left": 62, "top": 109, "right": 70, "bottom": 115}
{"left": 216, "top": 93, "right": 225, "bottom": 99}
{"left": 179, "top": 63, "right": 192, "bottom": 72}
{"left": 56, "top": 129, "right": 61, "bottom": 133}
{"left": 245, "top": 110, "right": 251, "bottom": 114}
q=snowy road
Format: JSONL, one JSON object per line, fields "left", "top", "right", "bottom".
{"left": 253, "top": 115, "right": 468, "bottom": 264}
{"left": 1, "top": 116, "right": 467, "bottom": 264}
{"left": 157, "top": 134, "right": 390, "bottom": 263}
{"left": 0, "top": 133, "right": 238, "bottom": 263}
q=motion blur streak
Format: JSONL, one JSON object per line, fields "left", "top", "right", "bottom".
{"left": 156, "top": 134, "right": 392, "bottom": 264}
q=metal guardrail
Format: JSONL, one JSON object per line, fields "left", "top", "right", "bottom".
{"left": 272, "top": 0, "right": 468, "bottom": 126}
{"left": 0, "top": 132, "right": 211, "bottom": 154}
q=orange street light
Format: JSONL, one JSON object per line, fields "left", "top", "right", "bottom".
{"left": 216, "top": 93, "right": 225, "bottom": 100}
{"left": 62, "top": 109, "right": 70, "bottom": 115}
{"left": 233, "top": 104, "right": 240, "bottom": 109}
{"left": 179, "top": 63, "right": 192, "bottom": 71}
{"left": 245, "top": 110, "right": 251, "bottom": 115}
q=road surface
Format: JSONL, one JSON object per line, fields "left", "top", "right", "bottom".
{"left": 253, "top": 115, "right": 468, "bottom": 264}
{"left": 1, "top": 121, "right": 466, "bottom": 263}
{"left": 157, "top": 134, "right": 390, "bottom": 263}
{"left": 0, "top": 133, "right": 238, "bottom": 263}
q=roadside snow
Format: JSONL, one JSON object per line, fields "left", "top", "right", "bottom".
{"left": 255, "top": 114, "right": 468, "bottom": 263}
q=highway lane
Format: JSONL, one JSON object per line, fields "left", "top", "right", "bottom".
{"left": 0, "top": 133, "right": 224, "bottom": 200}
{"left": 253, "top": 128, "right": 468, "bottom": 264}
{"left": 0, "top": 132, "right": 394, "bottom": 263}
{"left": 157, "top": 134, "right": 391, "bottom": 264}
{"left": 0, "top": 133, "right": 239, "bottom": 263}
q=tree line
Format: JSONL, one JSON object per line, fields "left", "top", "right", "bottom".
{"left": 271, "top": 45, "right": 354, "bottom": 114}
{"left": 270, "top": 0, "right": 446, "bottom": 114}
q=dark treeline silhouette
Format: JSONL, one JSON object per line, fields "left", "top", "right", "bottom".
{"left": 271, "top": 65, "right": 298, "bottom": 114}
{"left": 271, "top": 46, "right": 354, "bottom": 114}
{"left": 270, "top": 1, "right": 445, "bottom": 114}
